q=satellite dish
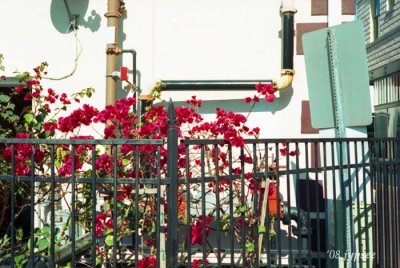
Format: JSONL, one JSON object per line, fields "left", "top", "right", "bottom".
{"left": 50, "top": 0, "right": 89, "bottom": 33}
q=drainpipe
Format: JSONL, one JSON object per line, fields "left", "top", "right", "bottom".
{"left": 105, "top": 0, "right": 122, "bottom": 105}
{"left": 273, "top": 0, "right": 297, "bottom": 91}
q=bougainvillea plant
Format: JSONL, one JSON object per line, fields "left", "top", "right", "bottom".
{"left": 0, "top": 62, "right": 297, "bottom": 267}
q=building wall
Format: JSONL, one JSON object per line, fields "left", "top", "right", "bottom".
{"left": 0, "top": 0, "right": 354, "bottom": 138}
{"left": 357, "top": 0, "right": 400, "bottom": 71}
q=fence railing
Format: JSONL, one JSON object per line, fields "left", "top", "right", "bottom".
{"left": 0, "top": 120, "right": 399, "bottom": 267}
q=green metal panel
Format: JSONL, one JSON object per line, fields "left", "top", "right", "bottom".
{"left": 302, "top": 20, "right": 372, "bottom": 129}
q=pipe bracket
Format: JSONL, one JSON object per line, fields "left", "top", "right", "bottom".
{"left": 104, "top": 11, "right": 122, "bottom": 18}
{"left": 106, "top": 47, "right": 122, "bottom": 55}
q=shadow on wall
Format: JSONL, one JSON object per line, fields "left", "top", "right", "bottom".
{"left": 50, "top": 0, "right": 101, "bottom": 33}
{"left": 157, "top": 85, "right": 293, "bottom": 114}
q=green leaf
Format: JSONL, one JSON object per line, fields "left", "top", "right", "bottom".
{"left": 8, "top": 114, "right": 19, "bottom": 122}
{"left": 24, "top": 113, "right": 34, "bottom": 123}
{"left": 7, "top": 103, "right": 15, "bottom": 111}
{"left": 16, "top": 228, "right": 23, "bottom": 241}
{"left": 105, "top": 235, "right": 114, "bottom": 247}
{"left": 0, "top": 95, "right": 10, "bottom": 103}
{"left": 246, "top": 241, "right": 255, "bottom": 252}
{"left": 55, "top": 159, "right": 62, "bottom": 169}
{"left": 258, "top": 225, "right": 266, "bottom": 234}
{"left": 96, "top": 257, "right": 102, "bottom": 266}
{"left": 14, "top": 254, "right": 27, "bottom": 268}
{"left": 41, "top": 225, "right": 51, "bottom": 236}
{"left": 37, "top": 238, "right": 50, "bottom": 251}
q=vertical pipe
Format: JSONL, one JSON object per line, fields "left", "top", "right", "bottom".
{"left": 105, "top": 0, "right": 121, "bottom": 105}
{"left": 281, "top": 12, "right": 294, "bottom": 70}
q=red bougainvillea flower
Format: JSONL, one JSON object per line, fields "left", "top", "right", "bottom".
{"left": 186, "top": 96, "right": 202, "bottom": 108}
{"left": 58, "top": 154, "right": 83, "bottom": 177}
{"left": 43, "top": 122, "right": 57, "bottom": 135}
{"left": 190, "top": 216, "right": 212, "bottom": 245}
{"left": 192, "top": 259, "right": 210, "bottom": 268}
{"left": 58, "top": 104, "right": 99, "bottom": 133}
{"left": 137, "top": 257, "right": 156, "bottom": 268}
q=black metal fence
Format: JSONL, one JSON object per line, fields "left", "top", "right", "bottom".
{"left": 0, "top": 121, "right": 399, "bottom": 267}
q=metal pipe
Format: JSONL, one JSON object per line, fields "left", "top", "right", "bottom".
{"left": 160, "top": 80, "right": 273, "bottom": 91}
{"left": 122, "top": 49, "right": 139, "bottom": 113}
{"left": 282, "top": 12, "right": 295, "bottom": 70}
{"left": 273, "top": 2, "right": 297, "bottom": 91}
{"left": 282, "top": 206, "right": 310, "bottom": 261}
{"left": 122, "top": 49, "right": 137, "bottom": 86}
{"left": 105, "top": 0, "right": 121, "bottom": 105}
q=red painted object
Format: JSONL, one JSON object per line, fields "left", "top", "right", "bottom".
{"left": 120, "top": 66, "right": 128, "bottom": 81}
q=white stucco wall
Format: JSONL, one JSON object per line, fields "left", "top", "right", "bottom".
{"left": 0, "top": 0, "right": 354, "bottom": 138}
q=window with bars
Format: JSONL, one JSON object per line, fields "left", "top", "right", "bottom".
{"left": 374, "top": 72, "right": 400, "bottom": 106}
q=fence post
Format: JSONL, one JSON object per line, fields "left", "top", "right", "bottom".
{"left": 167, "top": 100, "right": 178, "bottom": 267}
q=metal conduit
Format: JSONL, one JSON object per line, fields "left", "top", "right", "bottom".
{"left": 160, "top": 80, "right": 273, "bottom": 91}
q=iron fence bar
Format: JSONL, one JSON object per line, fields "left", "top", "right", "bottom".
{"left": 185, "top": 145, "right": 191, "bottom": 267}
{"left": 214, "top": 145, "right": 222, "bottom": 266}
{"left": 295, "top": 142, "right": 301, "bottom": 268}
{"left": 361, "top": 141, "right": 370, "bottom": 264}
{"left": 134, "top": 145, "right": 140, "bottom": 268}
{"left": 0, "top": 176, "right": 171, "bottom": 185}
{"left": 10, "top": 144, "right": 15, "bottom": 268}
{"left": 181, "top": 137, "right": 400, "bottom": 146}
{"left": 322, "top": 142, "right": 330, "bottom": 268}
{"left": 228, "top": 144, "right": 235, "bottom": 267}
{"left": 370, "top": 140, "right": 378, "bottom": 267}
{"left": 29, "top": 145, "right": 35, "bottom": 267}
{"left": 383, "top": 140, "right": 390, "bottom": 267}
{"left": 339, "top": 141, "right": 347, "bottom": 267}
{"left": 71, "top": 145, "right": 76, "bottom": 268}
{"left": 240, "top": 147, "right": 246, "bottom": 267}
{"left": 353, "top": 141, "right": 362, "bottom": 267}
{"left": 304, "top": 142, "right": 311, "bottom": 266}
{"left": 264, "top": 142, "right": 271, "bottom": 268}
{"left": 91, "top": 145, "right": 97, "bottom": 268}
{"left": 376, "top": 142, "right": 385, "bottom": 265}
{"left": 0, "top": 160, "right": 377, "bottom": 184}
{"left": 0, "top": 138, "right": 164, "bottom": 145}
{"left": 252, "top": 143, "right": 259, "bottom": 268}
{"left": 285, "top": 144, "right": 292, "bottom": 268}
{"left": 155, "top": 145, "right": 162, "bottom": 268}
{"left": 347, "top": 140, "right": 356, "bottom": 267}
{"left": 390, "top": 139, "right": 397, "bottom": 268}
{"left": 314, "top": 141, "right": 321, "bottom": 268}
{"left": 113, "top": 144, "right": 118, "bottom": 268}
{"left": 200, "top": 145, "right": 207, "bottom": 267}
{"left": 275, "top": 143, "right": 282, "bottom": 267}
{"left": 167, "top": 100, "right": 178, "bottom": 268}
{"left": 395, "top": 139, "right": 400, "bottom": 268}
{"left": 50, "top": 145, "right": 56, "bottom": 267}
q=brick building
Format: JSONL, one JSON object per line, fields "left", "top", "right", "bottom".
{"left": 357, "top": 0, "right": 400, "bottom": 137}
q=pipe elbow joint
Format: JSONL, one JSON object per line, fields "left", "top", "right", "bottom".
{"left": 273, "top": 69, "right": 295, "bottom": 91}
